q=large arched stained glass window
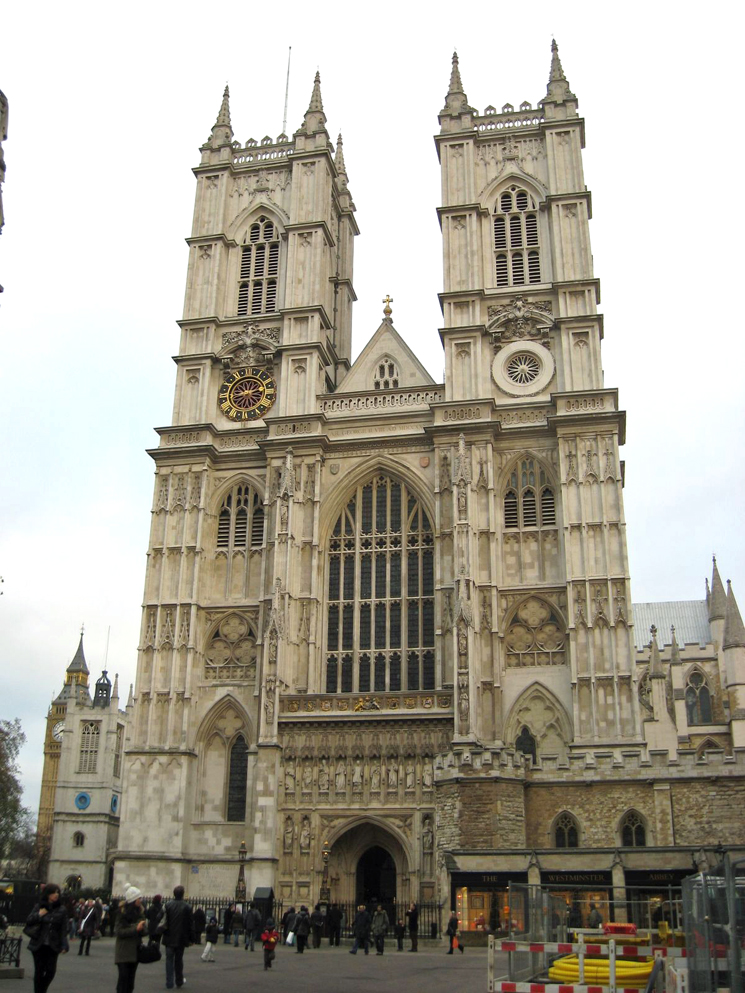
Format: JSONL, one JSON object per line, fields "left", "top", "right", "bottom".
{"left": 326, "top": 476, "right": 435, "bottom": 694}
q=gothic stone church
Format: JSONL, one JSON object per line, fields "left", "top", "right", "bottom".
{"left": 113, "top": 46, "right": 745, "bottom": 924}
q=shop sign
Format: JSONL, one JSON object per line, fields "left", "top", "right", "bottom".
{"left": 543, "top": 872, "right": 611, "bottom": 885}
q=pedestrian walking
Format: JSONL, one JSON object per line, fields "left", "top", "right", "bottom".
{"left": 281, "top": 906, "right": 296, "bottom": 944}
{"left": 310, "top": 903, "right": 324, "bottom": 949}
{"left": 162, "top": 884, "right": 194, "bottom": 989}
{"left": 223, "top": 904, "right": 234, "bottom": 944}
{"left": 25, "top": 882, "right": 68, "bottom": 993}
{"left": 349, "top": 904, "right": 371, "bottom": 955}
{"left": 394, "top": 918, "right": 405, "bottom": 951}
{"left": 261, "top": 917, "right": 280, "bottom": 970}
{"left": 146, "top": 895, "right": 164, "bottom": 945}
{"left": 244, "top": 901, "right": 261, "bottom": 951}
{"left": 327, "top": 903, "right": 342, "bottom": 946}
{"left": 588, "top": 904, "right": 603, "bottom": 929}
{"left": 446, "top": 911, "right": 464, "bottom": 954}
{"left": 294, "top": 905, "right": 310, "bottom": 953}
{"left": 201, "top": 918, "right": 218, "bottom": 962}
{"left": 406, "top": 902, "right": 419, "bottom": 952}
{"left": 113, "top": 884, "right": 146, "bottom": 993}
{"left": 231, "top": 906, "right": 244, "bottom": 946}
{"left": 77, "top": 899, "right": 98, "bottom": 956}
{"left": 371, "top": 904, "right": 388, "bottom": 955}
{"left": 193, "top": 906, "right": 206, "bottom": 945}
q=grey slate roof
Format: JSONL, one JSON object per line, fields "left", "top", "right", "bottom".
{"left": 631, "top": 600, "right": 711, "bottom": 651}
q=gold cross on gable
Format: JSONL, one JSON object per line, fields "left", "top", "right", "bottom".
{"left": 382, "top": 294, "right": 393, "bottom": 317}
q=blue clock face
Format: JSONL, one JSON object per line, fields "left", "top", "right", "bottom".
{"left": 110, "top": 795, "right": 119, "bottom": 814}
{"left": 74, "top": 792, "right": 91, "bottom": 810}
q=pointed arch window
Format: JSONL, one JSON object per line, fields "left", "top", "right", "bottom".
{"left": 78, "top": 722, "right": 101, "bottom": 774}
{"left": 237, "top": 216, "right": 280, "bottom": 316}
{"left": 373, "top": 359, "right": 400, "bottom": 391}
{"left": 515, "top": 726, "right": 537, "bottom": 763}
{"left": 326, "top": 476, "right": 435, "bottom": 693}
{"left": 554, "top": 812, "right": 579, "bottom": 849}
{"left": 216, "top": 484, "right": 264, "bottom": 552}
{"left": 505, "top": 596, "right": 566, "bottom": 667}
{"left": 685, "top": 670, "right": 713, "bottom": 725}
{"left": 503, "top": 459, "right": 556, "bottom": 530}
{"left": 494, "top": 187, "right": 541, "bottom": 287}
{"left": 73, "top": 831, "right": 85, "bottom": 848}
{"left": 621, "top": 810, "right": 646, "bottom": 847}
{"left": 226, "top": 734, "right": 249, "bottom": 822}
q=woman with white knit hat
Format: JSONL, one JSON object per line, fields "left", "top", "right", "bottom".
{"left": 114, "top": 885, "right": 146, "bottom": 993}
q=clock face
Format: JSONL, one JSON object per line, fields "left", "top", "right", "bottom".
{"left": 52, "top": 721, "right": 65, "bottom": 741}
{"left": 110, "top": 794, "right": 119, "bottom": 814}
{"left": 75, "top": 792, "right": 91, "bottom": 810}
{"left": 218, "top": 366, "right": 276, "bottom": 422}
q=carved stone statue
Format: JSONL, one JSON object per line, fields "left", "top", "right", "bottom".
{"left": 318, "top": 758, "right": 330, "bottom": 791}
{"left": 299, "top": 816, "right": 310, "bottom": 853}
{"left": 422, "top": 816, "right": 434, "bottom": 852}
{"left": 335, "top": 761, "right": 346, "bottom": 792}
{"left": 458, "top": 673, "right": 469, "bottom": 724}
{"left": 302, "top": 762, "right": 313, "bottom": 791}
{"left": 284, "top": 762, "right": 296, "bottom": 792}
{"left": 387, "top": 763, "right": 398, "bottom": 789}
{"left": 283, "top": 816, "right": 294, "bottom": 853}
{"left": 422, "top": 760, "right": 434, "bottom": 790}
{"left": 352, "top": 759, "right": 363, "bottom": 790}
{"left": 406, "top": 763, "right": 415, "bottom": 790}
{"left": 370, "top": 763, "right": 381, "bottom": 791}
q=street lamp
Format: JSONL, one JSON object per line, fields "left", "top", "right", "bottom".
{"left": 320, "top": 839, "right": 331, "bottom": 903}
{"left": 236, "top": 840, "right": 247, "bottom": 903}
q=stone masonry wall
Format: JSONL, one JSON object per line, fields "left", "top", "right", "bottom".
{"left": 525, "top": 783, "right": 657, "bottom": 848}
{"left": 670, "top": 780, "right": 745, "bottom": 846}
{"left": 436, "top": 779, "right": 525, "bottom": 849}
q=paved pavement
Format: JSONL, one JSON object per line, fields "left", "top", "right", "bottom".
{"left": 11, "top": 935, "right": 509, "bottom": 993}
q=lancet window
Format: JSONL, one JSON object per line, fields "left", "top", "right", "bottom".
{"left": 494, "top": 187, "right": 541, "bottom": 288}
{"left": 216, "top": 484, "right": 264, "bottom": 552}
{"left": 685, "top": 670, "right": 713, "bottom": 725}
{"left": 237, "top": 216, "right": 280, "bottom": 316}
{"left": 620, "top": 810, "right": 647, "bottom": 847}
{"left": 373, "top": 359, "right": 400, "bottom": 390}
{"left": 554, "top": 812, "right": 579, "bottom": 848}
{"left": 78, "top": 722, "right": 100, "bottom": 774}
{"left": 515, "top": 726, "right": 537, "bottom": 762}
{"left": 325, "top": 476, "right": 435, "bottom": 694}
{"left": 226, "top": 735, "right": 249, "bottom": 822}
{"left": 504, "top": 459, "right": 556, "bottom": 530}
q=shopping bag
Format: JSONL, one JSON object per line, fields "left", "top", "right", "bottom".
{"left": 452, "top": 936, "right": 459, "bottom": 950}
{"left": 286, "top": 931, "right": 295, "bottom": 946}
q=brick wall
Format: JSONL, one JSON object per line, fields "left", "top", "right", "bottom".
{"left": 435, "top": 779, "right": 525, "bottom": 848}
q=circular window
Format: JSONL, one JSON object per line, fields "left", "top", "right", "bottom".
{"left": 74, "top": 792, "right": 91, "bottom": 810}
{"left": 492, "top": 341, "right": 555, "bottom": 397}
{"left": 506, "top": 352, "right": 541, "bottom": 385}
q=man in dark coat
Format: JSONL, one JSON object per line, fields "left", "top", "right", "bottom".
{"left": 162, "top": 885, "right": 194, "bottom": 990}
{"left": 193, "top": 907, "right": 206, "bottom": 945}
{"left": 349, "top": 905, "right": 371, "bottom": 955}
{"left": 310, "top": 904, "right": 325, "bottom": 949}
{"left": 327, "top": 904, "right": 342, "bottom": 946}
{"left": 294, "top": 906, "right": 311, "bottom": 953}
{"left": 406, "top": 902, "right": 419, "bottom": 952}
{"left": 223, "top": 904, "right": 234, "bottom": 944}
{"left": 244, "top": 901, "right": 262, "bottom": 951}
{"left": 146, "top": 895, "right": 164, "bottom": 945}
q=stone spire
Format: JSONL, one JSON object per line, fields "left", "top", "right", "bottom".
{"left": 210, "top": 84, "right": 233, "bottom": 147}
{"left": 649, "top": 626, "right": 664, "bottom": 678}
{"left": 541, "top": 39, "right": 577, "bottom": 113}
{"left": 670, "top": 626, "right": 681, "bottom": 664}
{"left": 441, "top": 51, "right": 475, "bottom": 118}
{"left": 112, "top": 672, "right": 119, "bottom": 700}
{"left": 126, "top": 683, "right": 134, "bottom": 709}
{"left": 709, "top": 556, "right": 727, "bottom": 621}
{"left": 334, "top": 133, "right": 347, "bottom": 181}
{"left": 67, "top": 631, "right": 89, "bottom": 676}
{"left": 300, "top": 71, "right": 327, "bottom": 134}
{"left": 724, "top": 581, "right": 745, "bottom": 650}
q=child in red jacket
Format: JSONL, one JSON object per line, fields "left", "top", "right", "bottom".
{"left": 261, "top": 918, "right": 280, "bottom": 970}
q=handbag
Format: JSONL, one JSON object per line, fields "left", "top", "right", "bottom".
{"left": 23, "top": 922, "right": 41, "bottom": 941}
{"left": 138, "top": 941, "right": 162, "bottom": 964}
{"left": 285, "top": 931, "right": 295, "bottom": 946}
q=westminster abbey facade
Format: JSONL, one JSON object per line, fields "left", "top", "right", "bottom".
{"left": 114, "top": 45, "right": 745, "bottom": 924}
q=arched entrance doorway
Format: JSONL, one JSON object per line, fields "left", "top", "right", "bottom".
{"left": 326, "top": 820, "right": 412, "bottom": 908}
{"left": 356, "top": 845, "right": 396, "bottom": 904}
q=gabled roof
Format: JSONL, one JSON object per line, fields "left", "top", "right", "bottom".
{"left": 631, "top": 601, "right": 710, "bottom": 652}
{"left": 336, "top": 318, "right": 436, "bottom": 395}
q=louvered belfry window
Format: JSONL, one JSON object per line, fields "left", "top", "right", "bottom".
{"left": 237, "top": 216, "right": 280, "bottom": 316}
{"left": 78, "top": 722, "right": 101, "bottom": 774}
{"left": 216, "top": 485, "right": 264, "bottom": 552}
{"left": 494, "top": 187, "right": 541, "bottom": 287}
{"left": 326, "top": 476, "right": 435, "bottom": 694}
{"left": 503, "top": 459, "right": 556, "bottom": 530}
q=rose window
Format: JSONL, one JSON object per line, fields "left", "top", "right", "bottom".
{"left": 506, "top": 352, "right": 541, "bottom": 384}
{"left": 205, "top": 614, "right": 257, "bottom": 681}
{"left": 505, "top": 597, "right": 566, "bottom": 667}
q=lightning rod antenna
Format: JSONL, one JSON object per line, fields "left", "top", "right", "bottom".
{"left": 104, "top": 626, "right": 111, "bottom": 668}
{"left": 282, "top": 46, "right": 292, "bottom": 135}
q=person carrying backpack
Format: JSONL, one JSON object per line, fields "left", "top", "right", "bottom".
{"left": 244, "top": 902, "right": 261, "bottom": 951}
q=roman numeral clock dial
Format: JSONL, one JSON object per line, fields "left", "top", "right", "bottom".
{"left": 218, "top": 367, "right": 277, "bottom": 422}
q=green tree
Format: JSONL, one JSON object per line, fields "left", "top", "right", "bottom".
{"left": 0, "top": 718, "right": 30, "bottom": 861}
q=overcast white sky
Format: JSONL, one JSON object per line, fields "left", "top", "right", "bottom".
{"left": 1, "top": 0, "right": 743, "bottom": 818}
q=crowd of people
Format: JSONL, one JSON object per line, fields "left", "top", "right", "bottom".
{"left": 25, "top": 886, "right": 464, "bottom": 993}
